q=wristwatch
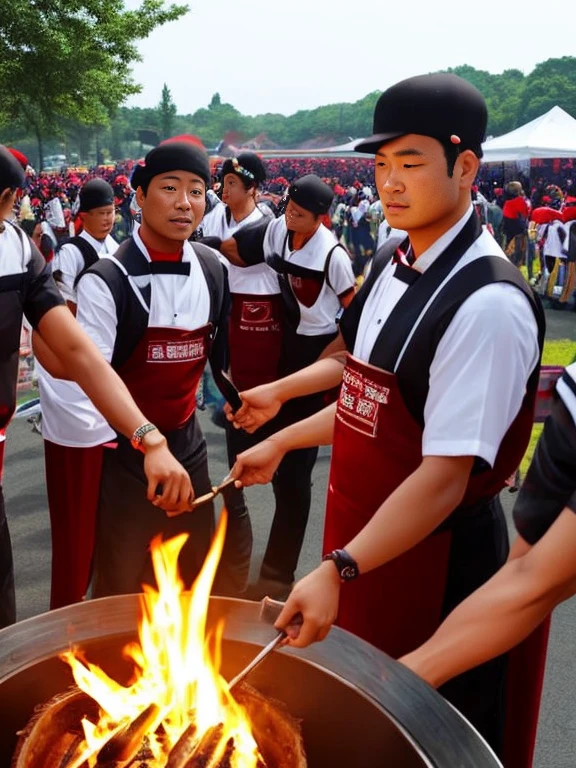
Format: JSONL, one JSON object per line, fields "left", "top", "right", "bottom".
{"left": 322, "top": 549, "right": 360, "bottom": 581}
{"left": 130, "top": 422, "right": 158, "bottom": 452}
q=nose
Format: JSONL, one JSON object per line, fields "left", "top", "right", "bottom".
{"left": 175, "top": 190, "right": 191, "bottom": 210}
{"left": 381, "top": 171, "right": 404, "bottom": 194}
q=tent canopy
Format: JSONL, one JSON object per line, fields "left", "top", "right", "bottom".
{"left": 481, "top": 106, "right": 576, "bottom": 162}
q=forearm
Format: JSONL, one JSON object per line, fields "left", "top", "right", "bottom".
{"left": 267, "top": 355, "right": 346, "bottom": 404}
{"left": 346, "top": 456, "right": 473, "bottom": 574}
{"left": 401, "top": 556, "right": 563, "bottom": 688}
{"left": 272, "top": 402, "right": 337, "bottom": 452}
{"left": 219, "top": 238, "right": 246, "bottom": 267}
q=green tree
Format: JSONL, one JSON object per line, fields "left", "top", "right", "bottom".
{"left": 0, "top": 0, "right": 188, "bottom": 168}
{"left": 158, "top": 83, "right": 177, "bottom": 140}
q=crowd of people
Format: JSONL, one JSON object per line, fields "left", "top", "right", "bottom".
{"left": 13, "top": 153, "right": 576, "bottom": 310}
{"left": 0, "top": 71, "right": 575, "bottom": 768}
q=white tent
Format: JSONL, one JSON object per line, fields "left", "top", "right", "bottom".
{"left": 482, "top": 106, "right": 576, "bottom": 162}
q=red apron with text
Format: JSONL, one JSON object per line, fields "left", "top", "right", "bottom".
{"left": 228, "top": 293, "right": 283, "bottom": 392}
{"left": 117, "top": 323, "right": 211, "bottom": 433}
{"left": 324, "top": 354, "right": 453, "bottom": 658}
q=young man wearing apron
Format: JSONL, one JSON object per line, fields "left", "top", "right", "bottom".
{"left": 217, "top": 174, "right": 356, "bottom": 599}
{"left": 38, "top": 178, "right": 119, "bottom": 609}
{"left": 0, "top": 145, "right": 193, "bottom": 627}
{"left": 199, "top": 152, "right": 281, "bottom": 596}
{"left": 402, "top": 362, "right": 576, "bottom": 768}
{"left": 228, "top": 75, "right": 545, "bottom": 763}
{"left": 73, "top": 142, "right": 233, "bottom": 598}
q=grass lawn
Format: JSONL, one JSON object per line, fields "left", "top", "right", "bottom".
{"left": 520, "top": 338, "right": 576, "bottom": 475}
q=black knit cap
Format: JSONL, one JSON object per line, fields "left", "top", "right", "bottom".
{"left": 0, "top": 145, "right": 26, "bottom": 190}
{"left": 221, "top": 152, "right": 267, "bottom": 187}
{"left": 132, "top": 142, "right": 211, "bottom": 190}
{"left": 79, "top": 178, "right": 115, "bottom": 212}
{"left": 288, "top": 174, "right": 333, "bottom": 214}
{"left": 355, "top": 73, "right": 488, "bottom": 157}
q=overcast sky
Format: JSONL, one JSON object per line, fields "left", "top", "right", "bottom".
{"left": 125, "top": 0, "right": 576, "bottom": 120}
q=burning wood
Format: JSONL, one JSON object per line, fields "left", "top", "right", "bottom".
{"left": 12, "top": 513, "right": 306, "bottom": 768}
{"left": 12, "top": 684, "right": 304, "bottom": 768}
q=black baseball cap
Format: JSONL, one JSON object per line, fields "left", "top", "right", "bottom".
{"left": 131, "top": 142, "right": 211, "bottom": 190}
{"left": 0, "top": 145, "right": 26, "bottom": 190}
{"left": 221, "top": 152, "right": 267, "bottom": 187}
{"left": 79, "top": 179, "right": 115, "bottom": 212}
{"left": 288, "top": 174, "right": 333, "bottom": 214}
{"left": 355, "top": 73, "right": 488, "bottom": 157}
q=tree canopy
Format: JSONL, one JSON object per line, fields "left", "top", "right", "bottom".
{"left": 1, "top": 51, "right": 575, "bottom": 166}
{"left": 0, "top": 0, "right": 187, "bottom": 165}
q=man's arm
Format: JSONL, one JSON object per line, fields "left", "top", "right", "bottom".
{"left": 400, "top": 507, "right": 576, "bottom": 688}
{"left": 36, "top": 305, "right": 193, "bottom": 514}
{"left": 230, "top": 402, "right": 337, "bottom": 486}
{"left": 276, "top": 454, "right": 474, "bottom": 646}
{"left": 227, "top": 352, "right": 346, "bottom": 433}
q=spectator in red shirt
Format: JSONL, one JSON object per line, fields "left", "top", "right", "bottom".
{"left": 502, "top": 181, "right": 529, "bottom": 266}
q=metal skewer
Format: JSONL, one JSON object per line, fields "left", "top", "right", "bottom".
{"left": 227, "top": 611, "right": 303, "bottom": 690}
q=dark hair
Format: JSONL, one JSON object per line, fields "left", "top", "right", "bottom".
{"left": 20, "top": 219, "right": 40, "bottom": 237}
{"left": 440, "top": 141, "right": 460, "bottom": 178}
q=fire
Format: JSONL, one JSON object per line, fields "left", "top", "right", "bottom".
{"left": 61, "top": 510, "right": 264, "bottom": 767}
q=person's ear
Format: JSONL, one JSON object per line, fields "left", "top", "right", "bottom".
{"left": 135, "top": 185, "right": 146, "bottom": 208}
{"left": 457, "top": 150, "right": 480, "bottom": 188}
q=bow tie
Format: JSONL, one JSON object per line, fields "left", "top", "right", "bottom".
{"left": 392, "top": 245, "right": 415, "bottom": 267}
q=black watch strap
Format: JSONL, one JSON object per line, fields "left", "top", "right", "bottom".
{"left": 322, "top": 549, "right": 360, "bottom": 581}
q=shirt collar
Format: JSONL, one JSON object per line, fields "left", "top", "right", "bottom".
{"left": 412, "top": 205, "right": 474, "bottom": 274}
{"left": 81, "top": 229, "right": 109, "bottom": 254}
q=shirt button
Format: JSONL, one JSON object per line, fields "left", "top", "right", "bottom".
{"left": 377, "top": 319, "right": 382, "bottom": 324}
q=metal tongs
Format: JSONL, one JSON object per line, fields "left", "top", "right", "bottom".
{"left": 189, "top": 476, "right": 237, "bottom": 510}
{"left": 228, "top": 599, "right": 303, "bottom": 690}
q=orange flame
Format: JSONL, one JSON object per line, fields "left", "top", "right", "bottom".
{"left": 62, "top": 510, "right": 263, "bottom": 766}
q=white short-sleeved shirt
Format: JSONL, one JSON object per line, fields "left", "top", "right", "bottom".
{"left": 39, "top": 229, "right": 212, "bottom": 447}
{"left": 39, "top": 231, "right": 119, "bottom": 447}
{"left": 52, "top": 230, "right": 118, "bottom": 304}
{"left": 353, "top": 208, "right": 540, "bottom": 468}
{"left": 201, "top": 202, "right": 279, "bottom": 296}
{"left": 264, "top": 216, "right": 355, "bottom": 336}
{"left": 542, "top": 220, "right": 567, "bottom": 260}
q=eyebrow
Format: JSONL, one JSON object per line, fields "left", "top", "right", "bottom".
{"left": 159, "top": 174, "right": 204, "bottom": 184}
{"left": 375, "top": 148, "right": 425, "bottom": 158}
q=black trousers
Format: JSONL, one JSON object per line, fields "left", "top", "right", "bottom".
{"left": 0, "top": 487, "right": 16, "bottom": 627}
{"left": 92, "top": 417, "right": 215, "bottom": 597}
{"left": 439, "top": 495, "right": 510, "bottom": 755}
{"left": 216, "top": 395, "right": 323, "bottom": 591}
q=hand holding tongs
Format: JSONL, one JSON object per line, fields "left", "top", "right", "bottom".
{"left": 189, "top": 476, "right": 237, "bottom": 510}
{"left": 228, "top": 600, "right": 303, "bottom": 690}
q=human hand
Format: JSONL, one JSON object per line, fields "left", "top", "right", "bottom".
{"left": 230, "top": 437, "right": 286, "bottom": 487}
{"left": 274, "top": 562, "right": 341, "bottom": 647}
{"left": 142, "top": 432, "right": 194, "bottom": 517}
{"left": 224, "top": 384, "right": 282, "bottom": 433}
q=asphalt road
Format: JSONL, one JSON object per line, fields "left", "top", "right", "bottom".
{"left": 2, "top": 401, "right": 576, "bottom": 767}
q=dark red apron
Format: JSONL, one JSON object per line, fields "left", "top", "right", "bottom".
{"left": 324, "top": 353, "right": 547, "bottom": 767}
{"left": 324, "top": 354, "right": 453, "bottom": 657}
{"left": 228, "top": 293, "right": 283, "bottom": 392}
{"left": 117, "top": 323, "right": 211, "bottom": 433}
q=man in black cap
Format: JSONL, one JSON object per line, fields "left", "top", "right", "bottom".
{"left": 195, "top": 152, "right": 279, "bottom": 596}
{"left": 37, "top": 176, "right": 119, "bottom": 609}
{"left": 214, "top": 173, "right": 355, "bottom": 599}
{"left": 225, "top": 74, "right": 545, "bottom": 761}
{"left": 67, "top": 142, "right": 234, "bottom": 598}
{"left": 0, "top": 144, "right": 194, "bottom": 626}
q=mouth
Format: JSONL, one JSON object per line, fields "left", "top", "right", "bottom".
{"left": 170, "top": 217, "right": 193, "bottom": 227}
{"left": 386, "top": 202, "right": 408, "bottom": 212}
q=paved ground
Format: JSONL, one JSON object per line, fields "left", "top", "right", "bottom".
{"left": 2, "top": 307, "right": 575, "bottom": 766}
